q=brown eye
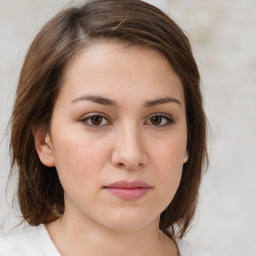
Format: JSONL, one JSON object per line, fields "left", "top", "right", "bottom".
{"left": 146, "top": 114, "right": 174, "bottom": 127}
{"left": 91, "top": 116, "right": 103, "bottom": 125}
{"left": 81, "top": 114, "right": 111, "bottom": 128}
{"left": 150, "top": 116, "right": 162, "bottom": 125}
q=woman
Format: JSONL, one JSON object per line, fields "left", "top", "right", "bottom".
{"left": 0, "top": 0, "right": 211, "bottom": 255}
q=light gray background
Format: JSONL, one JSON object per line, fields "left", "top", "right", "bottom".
{"left": 1, "top": 1, "right": 256, "bottom": 255}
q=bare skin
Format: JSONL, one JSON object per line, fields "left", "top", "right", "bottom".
{"left": 46, "top": 217, "right": 180, "bottom": 256}
{"left": 34, "top": 41, "right": 186, "bottom": 256}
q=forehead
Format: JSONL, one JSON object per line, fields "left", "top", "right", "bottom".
{"left": 57, "top": 41, "right": 185, "bottom": 106}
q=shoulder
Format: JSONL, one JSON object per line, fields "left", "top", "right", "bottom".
{"left": 0, "top": 224, "right": 60, "bottom": 256}
{"left": 175, "top": 238, "right": 213, "bottom": 256}
{"left": 0, "top": 225, "right": 42, "bottom": 255}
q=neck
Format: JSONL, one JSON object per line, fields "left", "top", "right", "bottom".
{"left": 46, "top": 212, "right": 178, "bottom": 256}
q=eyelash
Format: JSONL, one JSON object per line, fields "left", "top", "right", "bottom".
{"left": 80, "top": 113, "right": 175, "bottom": 129}
{"left": 80, "top": 112, "right": 112, "bottom": 128}
{"left": 144, "top": 113, "right": 175, "bottom": 127}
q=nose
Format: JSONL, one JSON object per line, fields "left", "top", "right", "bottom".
{"left": 111, "top": 125, "right": 149, "bottom": 170}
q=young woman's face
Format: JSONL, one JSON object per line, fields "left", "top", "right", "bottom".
{"left": 39, "top": 42, "right": 188, "bottom": 231}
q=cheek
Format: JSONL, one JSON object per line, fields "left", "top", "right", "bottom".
{"left": 151, "top": 136, "right": 186, "bottom": 196}
{"left": 155, "top": 136, "right": 187, "bottom": 169}
{"left": 52, "top": 123, "right": 106, "bottom": 163}
{"left": 51, "top": 128, "right": 112, "bottom": 190}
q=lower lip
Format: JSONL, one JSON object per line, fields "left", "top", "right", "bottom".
{"left": 104, "top": 187, "right": 151, "bottom": 200}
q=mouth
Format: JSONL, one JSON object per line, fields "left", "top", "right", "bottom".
{"left": 103, "top": 180, "right": 152, "bottom": 201}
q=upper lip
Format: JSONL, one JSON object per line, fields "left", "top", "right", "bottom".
{"left": 104, "top": 180, "right": 152, "bottom": 188}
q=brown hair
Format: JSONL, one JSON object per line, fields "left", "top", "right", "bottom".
{"left": 10, "top": 0, "right": 207, "bottom": 238}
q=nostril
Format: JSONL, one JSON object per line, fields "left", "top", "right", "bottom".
{"left": 116, "top": 162, "right": 144, "bottom": 170}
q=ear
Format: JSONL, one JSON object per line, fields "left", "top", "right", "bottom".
{"left": 32, "top": 127, "right": 55, "bottom": 167}
{"left": 184, "top": 150, "right": 189, "bottom": 163}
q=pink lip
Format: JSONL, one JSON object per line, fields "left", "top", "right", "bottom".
{"left": 103, "top": 180, "right": 152, "bottom": 201}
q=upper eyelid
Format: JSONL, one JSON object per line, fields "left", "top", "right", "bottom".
{"left": 146, "top": 112, "right": 174, "bottom": 120}
{"left": 79, "top": 112, "right": 175, "bottom": 125}
{"left": 80, "top": 112, "right": 110, "bottom": 120}
{"left": 80, "top": 113, "right": 112, "bottom": 129}
{"left": 144, "top": 113, "right": 175, "bottom": 127}
{"left": 80, "top": 112, "right": 173, "bottom": 118}
{"left": 80, "top": 112, "right": 112, "bottom": 125}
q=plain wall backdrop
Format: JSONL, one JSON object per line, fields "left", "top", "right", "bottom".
{"left": 0, "top": 1, "right": 256, "bottom": 255}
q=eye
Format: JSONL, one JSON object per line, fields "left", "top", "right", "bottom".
{"left": 145, "top": 114, "right": 174, "bottom": 127}
{"left": 81, "top": 113, "right": 111, "bottom": 128}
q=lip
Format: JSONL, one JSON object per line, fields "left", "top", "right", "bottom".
{"left": 103, "top": 180, "right": 152, "bottom": 201}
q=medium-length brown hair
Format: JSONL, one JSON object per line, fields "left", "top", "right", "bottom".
{"left": 10, "top": 0, "right": 207, "bottom": 238}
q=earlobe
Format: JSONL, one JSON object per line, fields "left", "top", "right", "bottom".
{"left": 184, "top": 150, "right": 189, "bottom": 163}
{"left": 32, "top": 127, "right": 55, "bottom": 167}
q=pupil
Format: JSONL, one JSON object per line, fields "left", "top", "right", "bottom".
{"left": 91, "top": 116, "right": 102, "bottom": 125}
{"left": 151, "top": 116, "right": 162, "bottom": 125}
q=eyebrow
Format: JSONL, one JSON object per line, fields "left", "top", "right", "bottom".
{"left": 144, "top": 97, "right": 181, "bottom": 108}
{"left": 71, "top": 95, "right": 118, "bottom": 107}
{"left": 71, "top": 95, "right": 181, "bottom": 108}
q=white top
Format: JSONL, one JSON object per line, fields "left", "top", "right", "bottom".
{"left": 0, "top": 224, "right": 212, "bottom": 256}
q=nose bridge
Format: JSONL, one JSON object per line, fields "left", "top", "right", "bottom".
{"left": 122, "top": 123, "right": 142, "bottom": 154}
{"left": 111, "top": 121, "right": 148, "bottom": 170}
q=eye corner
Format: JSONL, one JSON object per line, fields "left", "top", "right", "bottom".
{"left": 144, "top": 113, "right": 175, "bottom": 127}
{"left": 80, "top": 112, "right": 112, "bottom": 129}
